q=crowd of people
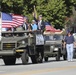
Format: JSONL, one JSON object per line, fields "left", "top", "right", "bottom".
{"left": 22, "top": 14, "right": 45, "bottom": 32}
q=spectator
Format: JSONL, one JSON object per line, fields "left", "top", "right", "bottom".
{"left": 64, "top": 32, "right": 75, "bottom": 61}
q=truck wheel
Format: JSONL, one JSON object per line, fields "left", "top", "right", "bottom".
{"left": 44, "top": 57, "right": 48, "bottom": 62}
{"left": 30, "top": 55, "right": 37, "bottom": 64}
{"left": 56, "top": 52, "right": 60, "bottom": 61}
{"left": 21, "top": 50, "right": 29, "bottom": 65}
{"left": 3, "top": 56, "right": 16, "bottom": 65}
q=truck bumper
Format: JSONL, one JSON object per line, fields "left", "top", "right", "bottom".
{"left": 0, "top": 50, "right": 15, "bottom": 56}
{"left": 44, "top": 52, "right": 58, "bottom": 57}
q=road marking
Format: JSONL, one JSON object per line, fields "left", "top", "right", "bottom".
{"left": 1, "top": 66, "right": 76, "bottom": 75}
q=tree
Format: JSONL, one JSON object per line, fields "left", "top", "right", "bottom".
{"left": 31, "top": 0, "right": 67, "bottom": 29}
{"left": 1, "top": 0, "right": 24, "bottom": 14}
{"left": 1, "top": 0, "right": 76, "bottom": 29}
{"left": 64, "top": 0, "right": 76, "bottom": 16}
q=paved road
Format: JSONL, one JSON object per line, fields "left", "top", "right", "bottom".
{"left": 0, "top": 58, "right": 76, "bottom": 75}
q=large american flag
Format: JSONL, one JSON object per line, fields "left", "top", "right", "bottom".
{"left": 2, "top": 12, "right": 24, "bottom": 28}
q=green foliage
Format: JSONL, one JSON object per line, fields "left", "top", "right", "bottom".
{"left": 1, "top": 0, "right": 76, "bottom": 29}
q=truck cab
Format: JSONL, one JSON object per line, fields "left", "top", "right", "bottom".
{"left": 0, "top": 31, "right": 33, "bottom": 65}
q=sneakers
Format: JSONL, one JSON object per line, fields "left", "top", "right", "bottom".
{"left": 67, "top": 59, "right": 73, "bottom": 62}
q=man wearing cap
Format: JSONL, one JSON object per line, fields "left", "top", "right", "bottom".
{"left": 64, "top": 32, "right": 75, "bottom": 61}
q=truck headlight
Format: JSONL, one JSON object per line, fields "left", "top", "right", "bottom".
{"left": 50, "top": 46, "right": 54, "bottom": 49}
{"left": 22, "top": 41, "right": 25, "bottom": 44}
{"left": 54, "top": 48, "right": 58, "bottom": 51}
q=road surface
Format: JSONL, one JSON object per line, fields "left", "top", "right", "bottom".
{"left": 0, "top": 57, "right": 76, "bottom": 75}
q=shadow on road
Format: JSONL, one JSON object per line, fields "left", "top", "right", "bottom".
{"left": 1, "top": 58, "right": 76, "bottom": 66}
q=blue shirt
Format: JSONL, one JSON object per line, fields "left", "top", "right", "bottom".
{"left": 64, "top": 35, "right": 74, "bottom": 44}
{"left": 32, "top": 24, "right": 38, "bottom": 30}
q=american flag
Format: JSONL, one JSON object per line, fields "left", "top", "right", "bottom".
{"left": 45, "top": 22, "right": 61, "bottom": 32}
{"left": 12, "top": 14, "right": 24, "bottom": 27}
{"left": 45, "top": 25, "right": 55, "bottom": 32}
{"left": 2, "top": 12, "right": 24, "bottom": 28}
{"left": 44, "top": 22, "right": 54, "bottom": 32}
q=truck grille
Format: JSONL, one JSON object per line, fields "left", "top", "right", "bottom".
{"left": 3, "top": 43, "right": 15, "bottom": 50}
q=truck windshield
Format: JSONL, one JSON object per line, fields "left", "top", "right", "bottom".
{"left": 53, "top": 35, "right": 62, "bottom": 40}
{"left": 44, "top": 35, "right": 63, "bottom": 41}
{"left": 44, "top": 35, "right": 53, "bottom": 41}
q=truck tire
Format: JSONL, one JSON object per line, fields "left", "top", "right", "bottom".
{"left": 44, "top": 57, "right": 48, "bottom": 62}
{"left": 21, "top": 50, "right": 29, "bottom": 65}
{"left": 3, "top": 56, "right": 16, "bottom": 65}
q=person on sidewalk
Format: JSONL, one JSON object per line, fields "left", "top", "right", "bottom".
{"left": 64, "top": 32, "right": 75, "bottom": 61}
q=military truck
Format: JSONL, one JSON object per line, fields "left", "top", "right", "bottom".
{"left": 43, "top": 32, "right": 66, "bottom": 61}
{"left": 0, "top": 30, "right": 45, "bottom": 65}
